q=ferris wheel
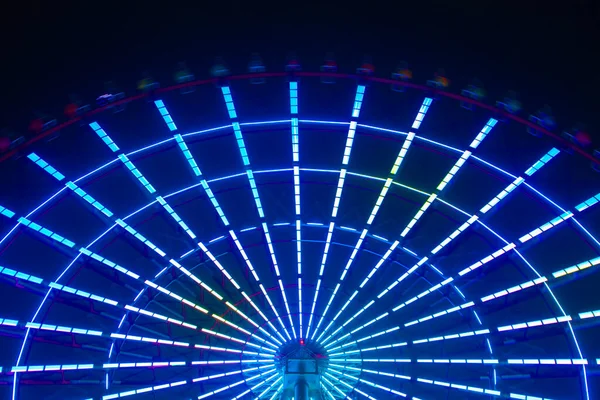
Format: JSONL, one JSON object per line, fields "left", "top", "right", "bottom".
{"left": 0, "top": 55, "right": 599, "bottom": 400}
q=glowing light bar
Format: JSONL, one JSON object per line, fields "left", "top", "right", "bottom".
{"left": 575, "top": 192, "right": 600, "bottom": 212}
{"left": 65, "top": 181, "right": 114, "bottom": 217}
{"left": 553, "top": 256, "right": 600, "bottom": 278}
{"left": 156, "top": 196, "right": 196, "bottom": 239}
{"left": 173, "top": 133, "right": 230, "bottom": 226}
{"left": 289, "top": 81, "right": 298, "bottom": 114}
{"left": 412, "top": 97, "right": 433, "bottom": 129}
{"left": 154, "top": 100, "right": 177, "bottom": 131}
{"left": 401, "top": 193, "right": 437, "bottom": 238}
{"left": 457, "top": 242, "right": 517, "bottom": 276}
{"left": 518, "top": 211, "right": 573, "bottom": 243}
{"left": 431, "top": 215, "right": 478, "bottom": 254}
{"left": 341, "top": 123, "right": 357, "bottom": 167}
{"left": 26, "top": 153, "right": 65, "bottom": 181}
{"left": 497, "top": 315, "right": 576, "bottom": 332}
{"left": 88, "top": 122, "right": 120, "bottom": 152}
{"left": 436, "top": 150, "right": 472, "bottom": 191}
{"left": 115, "top": 219, "right": 166, "bottom": 257}
{"left": 17, "top": 217, "right": 76, "bottom": 248}
{"left": 118, "top": 154, "right": 156, "bottom": 194}
{"left": 479, "top": 177, "right": 524, "bottom": 214}
{"left": 482, "top": 276, "right": 548, "bottom": 302}
{"left": 469, "top": 118, "right": 497, "bottom": 149}
{"left": 351, "top": 85, "right": 366, "bottom": 118}
{"left": 220, "top": 86, "right": 238, "bottom": 119}
{"left": 524, "top": 147, "right": 560, "bottom": 176}
{"left": 0, "top": 205, "right": 15, "bottom": 219}
{"left": 174, "top": 134, "right": 201, "bottom": 176}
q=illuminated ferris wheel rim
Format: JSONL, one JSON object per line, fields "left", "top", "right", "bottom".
{"left": 1, "top": 70, "right": 597, "bottom": 166}
{"left": 5, "top": 118, "right": 598, "bottom": 397}
{"left": 1, "top": 71, "right": 598, "bottom": 400}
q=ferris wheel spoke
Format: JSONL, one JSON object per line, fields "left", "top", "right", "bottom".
{"left": 309, "top": 84, "right": 366, "bottom": 342}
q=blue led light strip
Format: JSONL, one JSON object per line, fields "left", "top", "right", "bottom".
{"left": 524, "top": 147, "right": 560, "bottom": 176}
{"left": 154, "top": 100, "right": 178, "bottom": 131}
{"left": 26, "top": 153, "right": 65, "bottom": 181}
{"left": 0, "top": 205, "right": 15, "bottom": 219}
{"left": 89, "top": 122, "right": 120, "bottom": 152}
{"left": 117, "top": 154, "right": 156, "bottom": 194}
{"left": 309, "top": 85, "right": 366, "bottom": 341}
{"left": 412, "top": 97, "right": 433, "bottom": 129}
{"left": 289, "top": 81, "right": 304, "bottom": 338}
{"left": 65, "top": 181, "right": 114, "bottom": 217}
{"left": 87, "top": 124, "right": 155, "bottom": 194}
{"left": 220, "top": 85, "right": 293, "bottom": 340}
{"left": 575, "top": 192, "right": 600, "bottom": 212}
{"left": 17, "top": 217, "right": 76, "bottom": 248}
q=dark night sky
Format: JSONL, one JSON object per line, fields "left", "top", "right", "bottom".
{"left": 1, "top": 1, "right": 599, "bottom": 136}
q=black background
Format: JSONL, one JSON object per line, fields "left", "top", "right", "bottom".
{"left": 1, "top": 0, "right": 599, "bottom": 137}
